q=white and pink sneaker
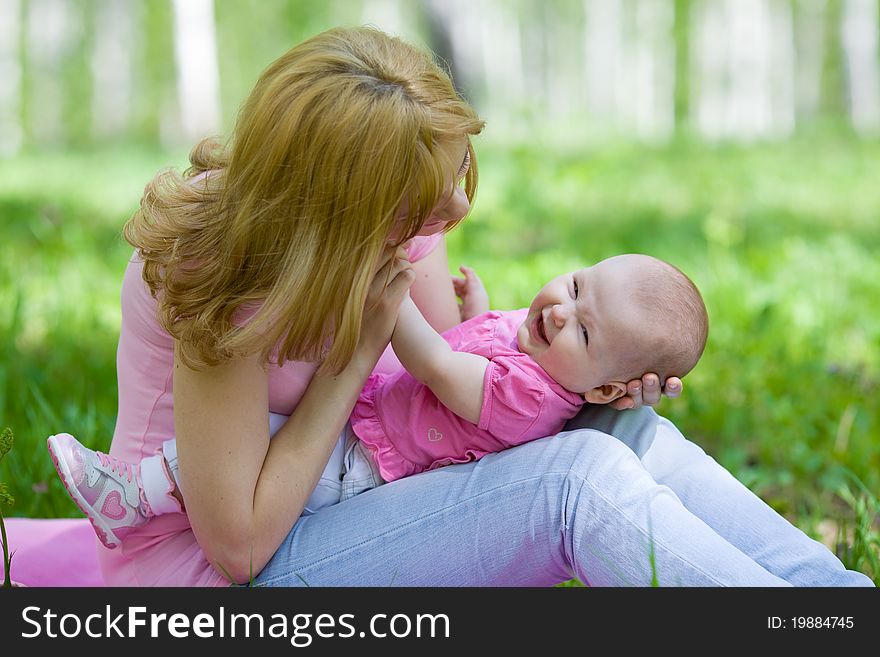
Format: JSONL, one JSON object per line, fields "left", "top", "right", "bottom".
{"left": 47, "top": 433, "right": 153, "bottom": 549}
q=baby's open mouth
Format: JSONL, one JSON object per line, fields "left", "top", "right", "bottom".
{"left": 536, "top": 314, "right": 548, "bottom": 344}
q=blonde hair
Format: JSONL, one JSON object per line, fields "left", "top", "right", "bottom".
{"left": 125, "top": 27, "right": 484, "bottom": 373}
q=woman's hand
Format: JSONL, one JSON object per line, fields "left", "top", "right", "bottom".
{"left": 357, "top": 246, "right": 416, "bottom": 360}
{"left": 452, "top": 265, "right": 489, "bottom": 321}
{"left": 609, "top": 374, "right": 683, "bottom": 411}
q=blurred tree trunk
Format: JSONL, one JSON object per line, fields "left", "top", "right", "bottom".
{"left": 726, "top": 0, "right": 772, "bottom": 139}
{"left": 819, "top": 0, "right": 846, "bottom": 118}
{"left": 170, "top": 0, "right": 221, "bottom": 143}
{"left": 0, "top": 0, "right": 22, "bottom": 155}
{"left": 361, "top": 0, "right": 405, "bottom": 36}
{"left": 768, "top": 0, "right": 795, "bottom": 136}
{"left": 692, "top": 0, "right": 724, "bottom": 138}
{"left": 421, "top": 0, "right": 476, "bottom": 100}
{"left": 91, "top": 0, "right": 136, "bottom": 140}
{"left": 517, "top": 0, "right": 550, "bottom": 119}
{"left": 26, "top": 0, "right": 79, "bottom": 146}
{"left": 632, "top": 0, "right": 675, "bottom": 139}
{"left": 544, "top": 1, "right": 580, "bottom": 121}
{"left": 584, "top": 0, "right": 674, "bottom": 140}
{"left": 673, "top": 0, "right": 691, "bottom": 131}
{"left": 583, "top": 0, "right": 623, "bottom": 130}
{"left": 129, "top": 0, "right": 174, "bottom": 144}
{"left": 477, "top": 0, "right": 523, "bottom": 119}
{"left": 841, "top": 0, "right": 880, "bottom": 133}
{"left": 795, "top": 0, "right": 827, "bottom": 121}
{"left": 693, "top": 0, "right": 794, "bottom": 140}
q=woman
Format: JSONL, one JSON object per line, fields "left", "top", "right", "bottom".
{"left": 97, "top": 27, "right": 871, "bottom": 587}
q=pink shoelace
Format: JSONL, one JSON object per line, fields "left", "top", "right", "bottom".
{"left": 97, "top": 452, "right": 135, "bottom": 483}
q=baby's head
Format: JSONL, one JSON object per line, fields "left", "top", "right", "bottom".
{"left": 516, "top": 254, "right": 708, "bottom": 404}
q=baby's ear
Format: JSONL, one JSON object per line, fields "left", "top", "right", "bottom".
{"left": 583, "top": 381, "right": 628, "bottom": 405}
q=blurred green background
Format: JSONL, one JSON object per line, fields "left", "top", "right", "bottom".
{"left": 0, "top": 0, "right": 878, "bottom": 583}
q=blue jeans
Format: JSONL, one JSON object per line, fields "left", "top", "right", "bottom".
{"left": 251, "top": 406, "right": 874, "bottom": 587}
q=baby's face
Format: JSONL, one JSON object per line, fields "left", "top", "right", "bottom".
{"left": 516, "top": 255, "right": 651, "bottom": 394}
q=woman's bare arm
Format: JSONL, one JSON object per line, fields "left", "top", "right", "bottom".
{"left": 175, "top": 251, "right": 415, "bottom": 584}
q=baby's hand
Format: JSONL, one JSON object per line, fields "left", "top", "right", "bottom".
{"left": 452, "top": 265, "right": 490, "bottom": 322}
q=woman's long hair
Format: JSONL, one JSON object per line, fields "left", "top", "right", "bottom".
{"left": 125, "top": 27, "right": 484, "bottom": 373}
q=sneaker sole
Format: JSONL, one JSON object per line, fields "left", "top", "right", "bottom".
{"left": 47, "top": 435, "right": 121, "bottom": 550}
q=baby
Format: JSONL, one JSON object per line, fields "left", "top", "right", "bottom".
{"left": 48, "top": 254, "right": 708, "bottom": 549}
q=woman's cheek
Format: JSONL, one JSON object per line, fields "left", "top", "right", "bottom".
{"left": 414, "top": 189, "right": 471, "bottom": 236}
{"left": 432, "top": 187, "right": 469, "bottom": 222}
{"left": 416, "top": 220, "right": 449, "bottom": 236}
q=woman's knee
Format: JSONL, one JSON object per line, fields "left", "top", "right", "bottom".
{"left": 542, "top": 429, "right": 656, "bottom": 493}
{"left": 537, "top": 431, "right": 685, "bottom": 555}
{"left": 563, "top": 405, "right": 660, "bottom": 458}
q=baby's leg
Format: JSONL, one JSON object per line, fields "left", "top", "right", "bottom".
{"left": 48, "top": 412, "right": 290, "bottom": 550}
{"left": 47, "top": 433, "right": 180, "bottom": 549}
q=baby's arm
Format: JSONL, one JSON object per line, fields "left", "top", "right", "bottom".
{"left": 407, "top": 237, "right": 461, "bottom": 333}
{"left": 391, "top": 295, "right": 488, "bottom": 425}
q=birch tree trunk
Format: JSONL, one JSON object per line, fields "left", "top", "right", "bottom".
{"left": 517, "top": 0, "right": 551, "bottom": 121}
{"left": 727, "top": 0, "right": 774, "bottom": 139}
{"left": 632, "top": 0, "right": 675, "bottom": 140}
{"left": 694, "top": 0, "right": 794, "bottom": 140}
{"left": 422, "top": 0, "right": 483, "bottom": 103}
{"left": 583, "top": 0, "right": 674, "bottom": 140}
{"left": 362, "top": 0, "right": 406, "bottom": 38}
{"left": 91, "top": 0, "right": 136, "bottom": 140}
{"left": 26, "top": 0, "right": 79, "bottom": 146}
{"left": 583, "top": 0, "right": 624, "bottom": 130}
{"left": 478, "top": 0, "right": 523, "bottom": 117}
{"left": 841, "top": 0, "right": 880, "bottom": 133}
{"left": 769, "top": 0, "right": 796, "bottom": 137}
{"left": 692, "top": 0, "right": 727, "bottom": 138}
{"left": 795, "top": 0, "right": 827, "bottom": 120}
{"left": 170, "top": 0, "right": 221, "bottom": 143}
{"left": 0, "top": 0, "right": 22, "bottom": 155}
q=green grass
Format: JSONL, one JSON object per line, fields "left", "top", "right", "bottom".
{"left": 1, "top": 135, "right": 878, "bottom": 584}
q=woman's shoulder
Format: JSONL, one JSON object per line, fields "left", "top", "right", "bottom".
{"left": 119, "top": 250, "right": 173, "bottom": 347}
{"left": 120, "top": 251, "right": 149, "bottom": 306}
